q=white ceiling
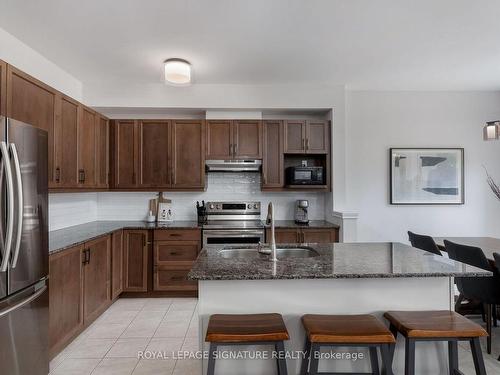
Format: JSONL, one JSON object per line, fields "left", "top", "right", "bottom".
{"left": 1, "top": 0, "right": 500, "bottom": 90}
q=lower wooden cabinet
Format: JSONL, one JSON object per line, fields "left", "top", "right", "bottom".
{"left": 123, "top": 229, "right": 150, "bottom": 292}
{"left": 154, "top": 266, "right": 198, "bottom": 292}
{"left": 266, "top": 227, "right": 339, "bottom": 244}
{"left": 111, "top": 230, "right": 124, "bottom": 300}
{"left": 49, "top": 244, "right": 84, "bottom": 357}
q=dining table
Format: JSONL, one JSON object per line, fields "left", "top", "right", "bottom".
{"left": 433, "top": 237, "right": 500, "bottom": 263}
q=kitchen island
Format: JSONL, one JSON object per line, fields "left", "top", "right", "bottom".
{"left": 189, "top": 242, "right": 491, "bottom": 375}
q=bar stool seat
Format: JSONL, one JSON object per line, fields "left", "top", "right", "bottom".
{"left": 205, "top": 313, "right": 289, "bottom": 375}
{"left": 384, "top": 310, "right": 488, "bottom": 375}
{"left": 300, "top": 314, "right": 395, "bottom": 375}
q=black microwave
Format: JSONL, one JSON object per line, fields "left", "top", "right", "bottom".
{"left": 286, "top": 166, "right": 324, "bottom": 185}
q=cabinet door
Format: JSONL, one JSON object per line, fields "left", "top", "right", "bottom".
{"left": 284, "top": 120, "right": 306, "bottom": 153}
{"left": 262, "top": 120, "right": 284, "bottom": 188}
{"left": 83, "top": 236, "right": 111, "bottom": 323}
{"left": 96, "top": 115, "right": 109, "bottom": 188}
{"left": 123, "top": 230, "right": 149, "bottom": 292}
{"left": 154, "top": 241, "right": 200, "bottom": 266}
{"left": 306, "top": 120, "right": 329, "bottom": 154}
{"left": 301, "top": 228, "right": 338, "bottom": 243}
{"left": 78, "top": 106, "right": 97, "bottom": 187}
{"left": 267, "top": 228, "right": 298, "bottom": 243}
{"left": 206, "top": 120, "right": 232, "bottom": 159}
{"left": 233, "top": 120, "right": 262, "bottom": 159}
{"left": 49, "top": 245, "right": 84, "bottom": 356}
{"left": 0, "top": 60, "right": 6, "bottom": 116}
{"left": 111, "top": 230, "right": 123, "bottom": 300}
{"left": 154, "top": 266, "right": 198, "bottom": 292}
{"left": 112, "top": 120, "right": 138, "bottom": 188}
{"left": 53, "top": 95, "right": 78, "bottom": 187}
{"left": 139, "top": 120, "right": 170, "bottom": 187}
{"left": 6, "top": 65, "right": 56, "bottom": 184}
{"left": 171, "top": 120, "right": 205, "bottom": 189}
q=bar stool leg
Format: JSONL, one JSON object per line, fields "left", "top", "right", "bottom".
{"left": 380, "top": 344, "right": 394, "bottom": 375}
{"left": 309, "top": 343, "right": 320, "bottom": 375}
{"left": 486, "top": 303, "right": 492, "bottom": 354}
{"left": 448, "top": 341, "right": 459, "bottom": 375}
{"left": 404, "top": 338, "right": 416, "bottom": 375}
{"left": 388, "top": 324, "right": 398, "bottom": 361}
{"left": 470, "top": 338, "right": 487, "bottom": 375}
{"left": 207, "top": 343, "right": 217, "bottom": 375}
{"left": 275, "top": 341, "right": 288, "bottom": 375}
{"left": 300, "top": 338, "right": 311, "bottom": 375}
{"left": 369, "top": 347, "right": 380, "bottom": 375}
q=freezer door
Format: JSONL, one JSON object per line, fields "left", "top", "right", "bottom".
{"left": 7, "top": 119, "right": 48, "bottom": 294}
{"left": 0, "top": 116, "right": 7, "bottom": 299}
{"left": 0, "top": 278, "right": 48, "bottom": 375}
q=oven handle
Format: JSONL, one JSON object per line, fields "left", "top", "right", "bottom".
{"left": 203, "top": 230, "right": 264, "bottom": 237}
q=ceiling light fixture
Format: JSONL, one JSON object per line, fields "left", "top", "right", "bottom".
{"left": 164, "top": 58, "right": 191, "bottom": 85}
{"left": 483, "top": 121, "right": 499, "bottom": 141}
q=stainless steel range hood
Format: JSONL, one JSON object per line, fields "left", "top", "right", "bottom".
{"left": 205, "top": 159, "right": 262, "bottom": 172}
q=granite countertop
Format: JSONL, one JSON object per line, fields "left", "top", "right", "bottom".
{"left": 49, "top": 220, "right": 200, "bottom": 254}
{"left": 188, "top": 242, "right": 492, "bottom": 280}
{"left": 269, "top": 220, "right": 340, "bottom": 229}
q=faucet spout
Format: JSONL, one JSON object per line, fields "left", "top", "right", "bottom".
{"left": 267, "top": 202, "right": 278, "bottom": 262}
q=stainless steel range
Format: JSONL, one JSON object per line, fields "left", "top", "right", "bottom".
{"left": 202, "top": 201, "right": 265, "bottom": 247}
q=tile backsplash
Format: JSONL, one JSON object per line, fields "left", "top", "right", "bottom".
{"left": 49, "top": 173, "right": 328, "bottom": 230}
{"left": 49, "top": 193, "right": 98, "bottom": 231}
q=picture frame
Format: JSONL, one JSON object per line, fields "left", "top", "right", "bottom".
{"left": 390, "top": 148, "right": 465, "bottom": 205}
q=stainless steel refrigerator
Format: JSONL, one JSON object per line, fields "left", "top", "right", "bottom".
{"left": 0, "top": 116, "right": 48, "bottom": 375}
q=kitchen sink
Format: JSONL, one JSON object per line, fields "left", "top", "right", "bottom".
{"left": 218, "top": 246, "right": 319, "bottom": 259}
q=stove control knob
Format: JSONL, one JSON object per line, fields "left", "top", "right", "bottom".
{"left": 253, "top": 204, "right": 258, "bottom": 209}
{"left": 216, "top": 204, "right": 221, "bottom": 209}
{"left": 247, "top": 204, "right": 252, "bottom": 209}
{"left": 209, "top": 204, "right": 215, "bottom": 209}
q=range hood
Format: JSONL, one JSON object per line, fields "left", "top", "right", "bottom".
{"left": 205, "top": 159, "right": 262, "bottom": 172}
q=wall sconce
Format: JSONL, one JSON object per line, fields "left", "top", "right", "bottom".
{"left": 483, "top": 121, "right": 499, "bottom": 141}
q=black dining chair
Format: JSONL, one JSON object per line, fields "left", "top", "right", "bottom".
{"left": 493, "top": 252, "right": 500, "bottom": 361}
{"left": 408, "top": 231, "right": 442, "bottom": 255}
{"left": 445, "top": 240, "right": 500, "bottom": 355}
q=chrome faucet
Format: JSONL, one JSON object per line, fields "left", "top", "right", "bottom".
{"left": 266, "top": 202, "right": 278, "bottom": 262}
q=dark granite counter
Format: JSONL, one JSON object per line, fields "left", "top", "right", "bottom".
{"left": 188, "top": 242, "right": 492, "bottom": 280}
{"left": 49, "top": 220, "right": 200, "bottom": 254}
{"left": 269, "top": 220, "right": 339, "bottom": 229}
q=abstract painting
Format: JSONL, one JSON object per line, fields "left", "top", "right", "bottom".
{"left": 390, "top": 148, "right": 464, "bottom": 205}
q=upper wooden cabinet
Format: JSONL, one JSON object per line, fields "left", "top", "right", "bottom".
{"left": 139, "top": 120, "right": 170, "bottom": 188}
{"left": 262, "top": 120, "right": 284, "bottom": 188}
{"left": 0, "top": 60, "right": 6, "bottom": 116}
{"left": 96, "top": 115, "right": 109, "bottom": 188}
{"left": 6, "top": 65, "right": 57, "bottom": 184}
{"left": 206, "top": 120, "right": 262, "bottom": 159}
{"left": 78, "top": 106, "right": 97, "bottom": 187}
{"left": 111, "top": 120, "right": 137, "bottom": 188}
{"left": 284, "top": 120, "right": 329, "bottom": 154}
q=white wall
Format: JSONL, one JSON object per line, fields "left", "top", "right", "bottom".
{"left": 346, "top": 91, "right": 500, "bottom": 242}
{"left": 0, "top": 27, "right": 82, "bottom": 100}
{"left": 49, "top": 193, "right": 98, "bottom": 231}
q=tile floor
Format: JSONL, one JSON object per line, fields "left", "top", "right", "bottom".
{"left": 50, "top": 298, "right": 500, "bottom": 375}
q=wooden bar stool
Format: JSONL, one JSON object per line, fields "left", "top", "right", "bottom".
{"left": 384, "top": 310, "right": 488, "bottom": 375}
{"left": 300, "top": 314, "right": 395, "bottom": 375}
{"left": 205, "top": 313, "right": 289, "bottom": 375}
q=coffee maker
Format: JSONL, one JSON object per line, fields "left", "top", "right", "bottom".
{"left": 294, "top": 200, "right": 309, "bottom": 224}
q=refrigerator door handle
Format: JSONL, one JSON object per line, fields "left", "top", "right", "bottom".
{"left": 10, "top": 143, "right": 23, "bottom": 268}
{"left": 0, "top": 141, "right": 14, "bottom": 272}
{"left": 0, "top": 280, "right": 47, "bottom": 319}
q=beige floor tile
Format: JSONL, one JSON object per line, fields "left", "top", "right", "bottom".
{"left": 154, "top": 321, "right": 190, "bottom": 338}
{"left": 107, "top": 298, "right": 148, "bottom": 311}
{"left": 49, "top": 350, "right": 68, "bottom": 372}
{"left": 163, "top": 310, "right": 193, "bottom": 322}
{"left": 146, "top": 338, "right": 185, "bottom": 355}
{"left": 87, "top": 323, "right": 129, "bottom": 339}
{"left": 66, "top": 338, "right": 115, "bottom": 359}
{"left": 141, "top": 298, "right": 173, "bottom": 312}
{"left": 132, "top": 359, "right": 176, "bottom": 375}
{"left": 91, "top": 358, "right": 138, "bottom": 375}
{"left": 50, "top": 358, "right": 101, "bottom": 375}
{"left": 181, "top": 337, "right": 200, "bottom": 353}
{"left": 172, "top": 359, "right": 202, "bottom": 375}
{"left": 121, "top": 321, "right": 162, "bottom": 338}
{"left": 106, "top": 338, "right": 150, "bottom": 358}
{"left": 99, "top": 310, "right": 139, "bottom": 325}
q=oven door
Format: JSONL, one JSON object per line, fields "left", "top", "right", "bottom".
{"left": 202, "top": 229, "right": 264, "bottom": 247}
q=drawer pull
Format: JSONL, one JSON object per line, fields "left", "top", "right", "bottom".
{"left": 170, "top": 276, "right": 184, "bottom": 281}
{"left": 170, "top": 251, "right": 179, "bottom": 255}
{"left": 169, "top": 233, "right": 182, "bottom": 237}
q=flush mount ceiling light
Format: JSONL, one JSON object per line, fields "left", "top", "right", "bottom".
{"left": 164, "top": 58, "right": 191, "bottom": 85}
{"left": 483, "top": 121, "right": 499, "bottom": 141}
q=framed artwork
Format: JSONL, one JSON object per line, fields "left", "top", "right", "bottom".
{"left": 390, "top": 148, "right": 464, "bottom": 205}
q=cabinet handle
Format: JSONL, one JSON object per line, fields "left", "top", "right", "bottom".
{"left": 170, "top": 276, "right": 184, "bottom": 281}
{"left": 302, "top": 139, "right": 305, "bottom": 150}
{"left": 229, "top": 144, "right": 233, "bottom": 157}
{"left": 170, "top": 251, "right": 179, "bottom": 256}
{"left": 234, "top": 143, "right": 237, "bottom": 156}
{"left": 55, "top": 167, "right": 60, "bottom": 183}
{"left": 87, "top": 249, "right": 91, "bottom": 264}
{"left": 78, "top": 169, "right": 85, "bottom": 183}
{"left": 169, "top": 233, "right": 181, "bottom": 237}
{"left": 306, "top": 138, "right": 309, "bottom": 151}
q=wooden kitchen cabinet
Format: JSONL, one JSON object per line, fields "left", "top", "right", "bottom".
{"left": 154, "top": 266, "right": 198, "bottom": 292}
{"left": 96, "top": 114, "right": 109, "bottom": 188}
{"left": 272, "top": 228, "right": 299, "bottom": 243}
{"left": 0, "top": 60, "right": 6, "bottom": 116}
{"left": 111, "top": 120, "right": 138, "bottom": 188}
{"left": 266, "top": 227, "right": 339, "bottom": 244}
{"left": 6, "top": 65, "right": 57, "bottom": 185}
{"left": 123, "top": 230, "right": 149, "bottom": 292}
{"left": 262, "top": 120, "right": 284, "bottom": 188}
{"left": 78, "top": 106, "right": 97, "bottom": 187}
{"left": 111, "top": 230, "right": 124, "bottom": 300}
{"left": 82, "top": 235, "right": 111, "bottom": 323}
{"left": 53, "top": 95, "right": 79, "bottom": 187}
{"left": 171, "top": 120, "right": 205, "bottom": 189}
{"left": 139, "top": 120, "right": 170, "bottom": 187}
{"left": 284, "top": 120, "right": 329, "bottom": 154}
{"left": 206, "top": 120, "right": 262, "bottom": 159}
{"left": 49, "top": 244, "right": 84, "bottom": 357}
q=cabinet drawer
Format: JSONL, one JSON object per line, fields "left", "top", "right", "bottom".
{"left": 154, "top": 241, "right": 200, "bottom": 264}
{"left": 154, "top": 266, "right": 197, "bottom": 291}
{"left": 154, "top": 229, "right": 201, "bottom": 241}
